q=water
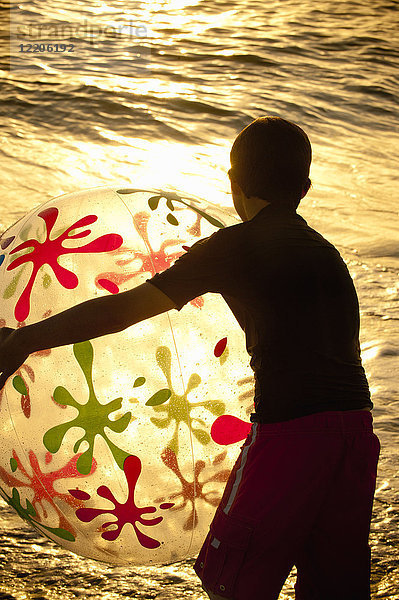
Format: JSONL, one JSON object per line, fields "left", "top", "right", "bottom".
{"left": 0, "top": 0, "right": 398, "bottom": 597}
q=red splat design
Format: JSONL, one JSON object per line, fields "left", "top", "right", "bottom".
{"left": 0, "top": 450, "right": 96, "bottom": 534}
{"left": 190, "top": 296, "right": 204, "bottom": 309}
{"left": 155, "top": 447, "right": 230, "bottom": 530}
{"left": 69, "top": 489, "right": 91, "bottom": 501}
{"left": 95, "top": 211, "right": 204, "bottom": 308}
{"left": 211, "top": 415, "right": 252, "bottom": 445}
{"left": 21, "top": 393, "right": 30, "bottom": 418}
{"left": 95, "top": 212, "right": 181, "bottom": 292}
{"left": 7, "top": 207, "right": 123, "bottom": 321}
{"left": 97, "top": 278, "right": 119, "bottom": 294}
{"left": 73, "top": 455, "right": 173, "bottom": 549}
{"left": 214, "top": 337, "right": 227, "bottom": 357}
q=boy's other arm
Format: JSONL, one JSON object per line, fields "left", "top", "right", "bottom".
{"left": 0, "top": 282, "right": 176, "bottom": 389}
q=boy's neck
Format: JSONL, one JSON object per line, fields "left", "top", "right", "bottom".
{"left": 241, "top": 195, "right": 270, "bottom": 221}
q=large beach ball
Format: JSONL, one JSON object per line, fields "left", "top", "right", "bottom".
{"left": 0, "top": 186, "right": 254, "bottom": 565}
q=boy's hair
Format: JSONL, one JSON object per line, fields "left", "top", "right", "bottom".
{"left": 229, "top": 116, "right": 312, "bottom": 208}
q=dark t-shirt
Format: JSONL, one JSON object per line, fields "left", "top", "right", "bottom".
{"left": 148, "top": 203, "right": 372, "bottom": 423}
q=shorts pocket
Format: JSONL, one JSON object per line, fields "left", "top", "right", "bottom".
{"left": 194, "top": 510, "right": 254, "bottom": 598}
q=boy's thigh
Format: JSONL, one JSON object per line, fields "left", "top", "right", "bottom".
{"left": 197, "top": 520, "right": 295, "bottom": 600}
{"left": 294, "top": 537, "right": 372, "bottom": 600}
{"left": 294, "top": 430, "right": 380, "bottom": 599}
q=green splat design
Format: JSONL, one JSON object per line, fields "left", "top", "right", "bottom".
{"left": 166, "top": 213, "right": 179, "bottom": 226}
{"left": 148, "top": 195, "right": 161, "bottom": 210}
{"left": 175, "top": 197, "right": 225, "bottom": 229}
{"left": 19, "top": 224, "right": 32, "bottom": 242}
{"left": 133, "top": 376, "right": 146, "bottom": 388}
{"left": 54, "top": 226, "right": 76, "bottom": 239}
{"left": 146, "top": 388, "right": 172, "bottom": 406}
{"left": 0, "top": 484, "right": 75, "bottom": 542}
{"left": 3, "top": 265, "right": 26, "bottom": 300}
{"left": 10, "top": 458, "right": 18, "bottom": 472}
{"left": 147, "top": 192, "right": 225, "bottom": 230}
{"left": 149, "top": 346, "right": 226, "bottom": 454}
{"left": 219, "top": 346, "right": 229, "bottom": 366}
{"left": 43, "top": 341, "right": 132, "bottom": 475}
{"left": 42, "top": 272, "right": 52, "bottom": 288}
{"left": 13, "top": 375, "right": 27, "bottom": 395}
{"left": 166, "top": 198, "right": 174, "bottom": 211}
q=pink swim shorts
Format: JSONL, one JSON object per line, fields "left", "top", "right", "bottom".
{"left": 194, "top": 410, "right": 380, "bottom": 600}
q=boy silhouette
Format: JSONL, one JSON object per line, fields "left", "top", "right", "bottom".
{"left": 0, "top": 117, "right": 380, "bottom": 600}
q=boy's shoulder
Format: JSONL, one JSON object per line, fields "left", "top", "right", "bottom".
{"left": 188, "top": 218, "right": 248, "bottom": 251}
{"left": 188, "top": 209, "right": 337, "bottom": 256}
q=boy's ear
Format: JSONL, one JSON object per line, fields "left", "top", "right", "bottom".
{"left": 229, "top": 170, "right": 242, "bottom": 194}
{"left": 301, "top": 177, "right": 311, "bottom": 199}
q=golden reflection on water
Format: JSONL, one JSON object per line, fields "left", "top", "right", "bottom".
{"left": 133, "top": 0, "right": 237, "bottom": 38}
{"left": 57, "top": 133, "right": 233, "bottom": 209}
{"left": 141, "top": 0, "right": 201, "bottom": 10}
{"left": 81, "top": 74, "right": 196, "bottom": 100}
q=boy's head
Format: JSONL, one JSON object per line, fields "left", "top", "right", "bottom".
{"left": 229, "top": 116, "right": 312, "bottom": 210}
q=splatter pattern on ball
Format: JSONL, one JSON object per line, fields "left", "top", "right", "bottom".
{"left": 0, "top": 186, "right": 253, "bottom": 565}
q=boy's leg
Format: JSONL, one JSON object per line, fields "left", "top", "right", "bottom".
{"left": 195, "top": 413, "right": 375, "bottom": 600}
{"left": 194, "top": 422, "right": 298, "bottom": 599}
{"left": 294, "top": 417, "right": 380, "bottom": 600}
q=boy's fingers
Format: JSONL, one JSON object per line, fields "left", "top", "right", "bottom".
{"left": 0, "top": 364, "right": 21, "bottom": 390}
{"left": 0, "top": 327, "right": 14, "bottom": 343}
{"left": 0, "top": 354, "right": 30, "bottom": 389}
{"left": 0, "top": 328, "right": 16, "bottom": 366}
{"left": 0, "top": 371, "right": 10, "bottom": 390}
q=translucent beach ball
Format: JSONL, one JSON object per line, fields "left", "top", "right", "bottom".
{"left": 0, "top": 186, "right": 254, "bottom": 565}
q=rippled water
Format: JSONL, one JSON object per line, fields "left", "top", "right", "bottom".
{"left": 0, "top": 0, "right": 398, "bottom": 598}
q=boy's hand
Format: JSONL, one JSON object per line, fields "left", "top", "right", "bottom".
{"left": 0, "top": 328, "right": 30, "bottom": 390}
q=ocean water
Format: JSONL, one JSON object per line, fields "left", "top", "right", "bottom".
{"left": 0, "top": 0, "right": 398, "bottom": 598}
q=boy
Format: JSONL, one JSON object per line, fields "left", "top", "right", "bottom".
{"left": 0, "top": 117, "right": 380, "bottom": 599}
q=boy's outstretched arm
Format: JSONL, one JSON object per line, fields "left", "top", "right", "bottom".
{"left": 0, "top": 282, "right": 176, "bottom": 389}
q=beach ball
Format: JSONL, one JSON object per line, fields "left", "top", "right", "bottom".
{"left": 0, "top": 186, "right": 254, "bottom": 565}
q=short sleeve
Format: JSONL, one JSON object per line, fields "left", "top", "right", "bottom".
{"left": 146, "top": 226, "right": 237, "bottom": 311}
